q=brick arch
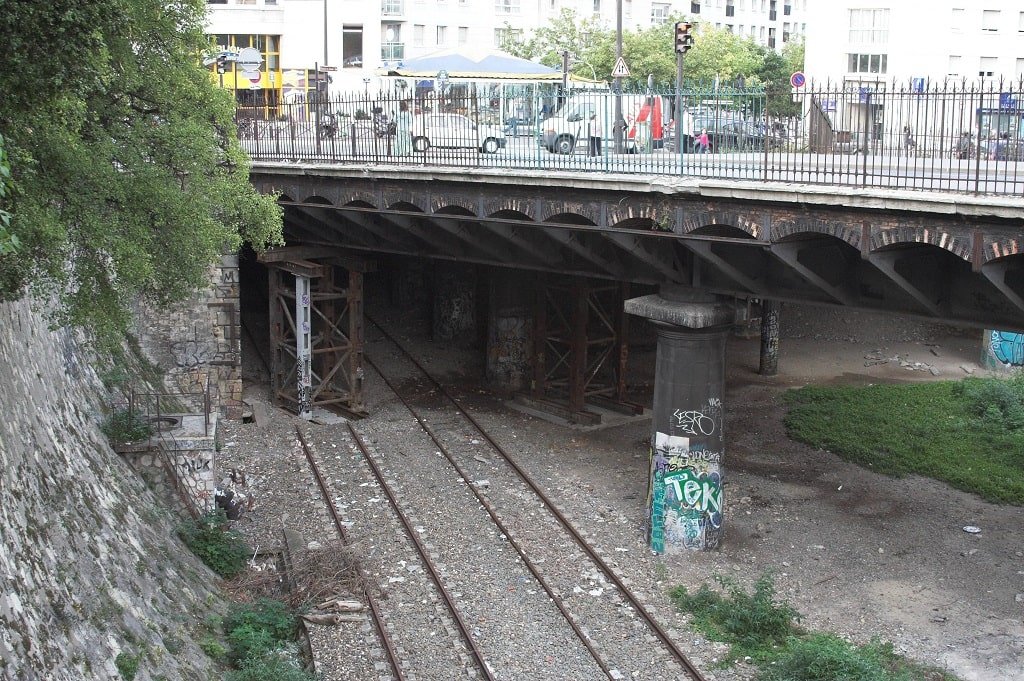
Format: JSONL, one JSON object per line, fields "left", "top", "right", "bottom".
{"left": 538, "top": 201, "right": 600, "bottom": 224}
{"left": 985, "top": 237, "right": 1023, "bottom": 262}
{"left": 433, "top": 194, "right": 477, "bottom": 215}
{"left": 606, "top": 200, "right": 658, "bottom": 226}
{"left": 678, "top": 210, "right": 762, "bottom": 239}
{"left": 383, "top": 187, "right": 425, "bottom": 211}
{"left": 335, "top": 189, "right": 379, "bottom": 208}
{"left": 772, "top": 218, "right": 861, "bottom": 249}
{"left": 483, "top": 197, "right": 536, "bottom": 220}
{"left": 870, "top": 224, "right": 971, "bottom": 261}
{"left": 302, "top": 194, "right": 333, "bottom": 205}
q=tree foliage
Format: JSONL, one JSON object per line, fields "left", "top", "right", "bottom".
{"left": 503, "top": 10, "right": 804, "bottom": 115}
{"left": 0, "top": 0, "right": 282, "bottom": 347}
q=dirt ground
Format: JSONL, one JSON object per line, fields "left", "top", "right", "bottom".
{"left": 240, "top": 299, "right": 1024, "bottom": 680}
{"left": 609, "top": 305, "right": 1024, "bottom": 680}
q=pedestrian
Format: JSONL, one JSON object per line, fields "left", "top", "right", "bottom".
{"left": 903, "top": 126, "right": 916, "bottom": 155}
{"left": 697, "top": 128, "right": 709, "bottom": 153}
{"left": 588, "top": 112, "right": 602, "bottom": 157}
{"left": 394, "top": 100, "right": 412, "bottom": 156}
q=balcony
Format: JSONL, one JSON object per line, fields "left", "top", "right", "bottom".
{"left": 381, "top": 0, "right": 404, "bottom": 15}
{"left": 381, "top": 42, "right": 405, "bottom": 62}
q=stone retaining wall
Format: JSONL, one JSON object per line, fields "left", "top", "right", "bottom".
{"left": 0, "top": 298, "right": 223, "bottom": 679}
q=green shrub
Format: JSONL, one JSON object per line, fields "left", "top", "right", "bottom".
{"left": 954, "top": 374, "right": 1024, "bottom": 430}
{"left": 224, "top": 655, "right": 314, "bottom": 681}
{"left": 199, "top": 636, "right": 227, "bottom": 661}
{"left": 101, "top": 408, "right": 152, "bottom": 443}
{"left": 114, "top": 651, "right": 140, "bottom": 680}
{"left": 177, "top": 511, "right": 250, "bottom": 578}
{"left": 670, "top": 573, "right": 801, "bottom": 660}
{"left": 223, "top": 598, "right": 297, "bottom": 665}
{"left": 757, "top": 634, "right": 956, "bottom": 681}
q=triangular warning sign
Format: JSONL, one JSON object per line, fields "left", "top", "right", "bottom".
{"left": 611, "top": 57, "right": 630, "bottom": 78}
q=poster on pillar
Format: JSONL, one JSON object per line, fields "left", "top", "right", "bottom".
{"left": 649, "top": 398, "right": 724, "bottom": 552}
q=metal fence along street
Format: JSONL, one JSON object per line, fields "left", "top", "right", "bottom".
{"left": 239, "top": 79, "right": 1024, "bottom": 196}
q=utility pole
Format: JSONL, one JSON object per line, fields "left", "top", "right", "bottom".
{"left": 614, "top": 0, "right": 623, "bottom": 153}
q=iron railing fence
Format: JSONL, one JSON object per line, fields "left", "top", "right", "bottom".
{"left": 240, "top": 79, "right": 1024, "bottom": 195}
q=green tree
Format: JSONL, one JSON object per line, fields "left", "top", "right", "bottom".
{"left": 499, "top": 8, "right": 608, "bottom": 74}
{"left": 680, "top": 26, "right": 762, "bottom": 85}
{"left": 0, "top": 0, "right": 282, "bottom": 348}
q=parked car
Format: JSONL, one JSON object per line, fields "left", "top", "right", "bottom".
{"left": 411, "top": 114, "right": 507, "bottom": 153}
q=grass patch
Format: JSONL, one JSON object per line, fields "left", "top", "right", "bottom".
{"left": 177, "top": 511, "right": 251, "bottom": 579}
{"left": 101, "top": 408, "right": 153, "bottom": 444}
{"left": 114, "top": 651, "right": 140, "bottom": 680}
{"left": 783, "top": 376, "right": 1024, "bottom": 504}
{"left": 672, "top": 574, "right": 961, "bottom": 681}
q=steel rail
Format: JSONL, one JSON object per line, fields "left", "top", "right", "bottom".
{"left": 342, "top": 423, "right": 498, "bottom": 681}
{"left": 366, "top": 315, "right": 709, "bottom": 681}
{"left": 360, "top": 350, "right": 621, "bottom": 680}
{"left": 293, "top": 426, "right": 407, "bottom": 681}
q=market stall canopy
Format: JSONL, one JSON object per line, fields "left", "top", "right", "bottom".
{"left": 381, "top": 48, "right": 577, "bottom": 82}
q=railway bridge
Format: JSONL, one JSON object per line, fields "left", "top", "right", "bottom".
{"left": 248, "top": 160, "right": 1024, "bottom": 551}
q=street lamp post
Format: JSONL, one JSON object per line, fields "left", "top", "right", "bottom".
{"left": 614, "top": 0, "right": 623, "bottom": 153}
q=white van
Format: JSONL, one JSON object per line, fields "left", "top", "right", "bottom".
{"left": 539, "top": 95, "right": 665, "bottom": 155}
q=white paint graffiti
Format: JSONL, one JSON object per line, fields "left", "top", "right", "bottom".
{"left": 672, "top": 409, "right": 716, "bottom": 436}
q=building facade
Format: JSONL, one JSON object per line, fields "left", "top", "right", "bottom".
{"left": 204, "top": 0, "right": 809, "bottom": 107}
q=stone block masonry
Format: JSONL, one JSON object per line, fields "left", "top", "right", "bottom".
{"left": 0, "top": 298, "right": 224, "bottom": 679}
{"left": 133, "top": 252, "right": 243, "bottom": 419}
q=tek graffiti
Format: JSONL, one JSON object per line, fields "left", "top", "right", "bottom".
{"left": 650, "top": 466, "right": 723, "bottom": 552}
{"left": 990, "top": 331, "right": 1024, "bottom": 367}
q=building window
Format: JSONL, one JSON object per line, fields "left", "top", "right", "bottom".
{"left": 848, "top": 9, "right": 888, "bottom": 44}
{"left": 948, "top": 55, "right": 961, "bottom": 77}
{"left": 413, "top": 24, "right": 425, "bottom": 46}
{"left": 651, "top": 3, "right": 670, "bottom": 23}
{"left": 495, "top": 0, "right": 520, "bottom": 14}
{"left": 437, "top": 25, "right": 447, "bottom": 45}
{"left": 381, "top": 0, "right": 404, "bottom": 15}
{"left": 593, "top": 0, "right": 600, "bottom": 12}
{"left": 494, "top": 27, "right": 522, "bottom": 47}
{"left": 691, "top": 2, "right": 701, "bottom": 13}
{"left": 979, "top": 56, "right": 996, "bottom": 77}
{"left": 1019, "top": 11, "right": 1024, "bottom": 31}
{"left": 726, "top": 0, "right": 735, "bottom": 17}
{"left": 624, "top": 0, "right": 631, "bottom": 18}
{"left": 847, "top": 52, "right": 888, "bottom": 74}
{"left": 1017, "top": 58, "right": 1024, "bottom": 78}
{"left": 768, "top": 26, "right": 775, "bottom": 48}
{"left": 458, "top": 26, "right": 469, "bottom": 44}
{"left": 342, "top": 25, "right": 363, "bottom": 68}
{"left": 982, "top": 10, "right": 1000, "bottom": 32}
{"left": 783, "top": 3, "right": 790, "bottom": 15}
{"left": 951, "top": 7, "right": 964, "bottom": 31}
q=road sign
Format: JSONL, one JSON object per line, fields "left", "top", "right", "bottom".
{"left": 790, "top": 71, "right": 805, "bottom": 88}
{"left": 237, "top": 47, "right": 263, "bottom": 71}
{"left": 611, "top": 57, "right": 630, "bottom": 78}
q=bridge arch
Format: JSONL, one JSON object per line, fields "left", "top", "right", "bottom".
{"left": 677, "top": 210, "right": 761, "bottom": 239}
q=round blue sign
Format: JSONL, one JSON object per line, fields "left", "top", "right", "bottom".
{"left": 790, "top": 71, "right": 806, "bottom": 88}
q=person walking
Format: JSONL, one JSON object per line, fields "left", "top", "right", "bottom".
{"left": 394, "top": 100, "right": 412, "bottom": 156}
{"left": 697, "top": 128, "right": 709, "bottom": 153}
{"left": 588, "top": 112, "right": 602, "bottom": 157}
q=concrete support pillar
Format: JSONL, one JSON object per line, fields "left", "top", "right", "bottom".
{"left": 389, "top": 258, "right": 427, "bottom": 309}
{"left": 432, "top": 264, "right": 478, "bottom": 348}
{"left": 486, "top": 270, "right": 532, "bottom": 392}
{"left": 982, "top": 329, "right": 1024, "bottom": 371}
{"left": 759, "top": 299, "right": 781, "bottom": 376}
{"left": 625, "top": 288, "right": 734, "bottom": 553}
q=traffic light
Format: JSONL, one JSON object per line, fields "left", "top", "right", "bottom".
{"left": 674, "top": 21, "right": 694, "bottom": 54}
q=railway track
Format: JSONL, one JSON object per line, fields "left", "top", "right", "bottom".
{"left": 291, "top": 316, "right": 708, "bottom": 680}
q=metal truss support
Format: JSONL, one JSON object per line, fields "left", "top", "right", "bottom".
{"left": 263, "top": 249, "right": 369, "bottom": 418}
{"left": 529, "top": 275, "right": 639, "bottom": 423}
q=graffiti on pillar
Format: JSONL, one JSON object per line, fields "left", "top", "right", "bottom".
{"left": 650, "top": 430, "right": 724, "bottom": 552}
{"left": 990, "top": 331, "right": 1024, "bottom": 366}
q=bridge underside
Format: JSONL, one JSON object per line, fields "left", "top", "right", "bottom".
{"left": 276, "top": 197, "right": 1024, "bottom": 334}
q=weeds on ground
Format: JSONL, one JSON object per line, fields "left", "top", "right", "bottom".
{"left": 670, "top": 572, "right": 801, "bottom": 662}
{"left": 114, "top": 651, "right": 140, "bottom": 680}
{"left": 217, "top": 599, "right": 313, "bottom": 681}
{"left": 177, "top": 511, "right": 251, "bottom": 579}
{"left": 101, "top": 408, "right": 152, "bottom": 444}
{"left": 783, "top": 377, "right": 1024, "bottom": 504}
{"left": 672, "top": 573, "right": 963, "bottom": 681}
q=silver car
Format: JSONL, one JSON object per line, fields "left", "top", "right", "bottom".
{"left": 411, "top": 114, "right": 506, "bottom": 154}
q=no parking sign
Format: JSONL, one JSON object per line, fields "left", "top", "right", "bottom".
{"left": 790, "top": 71, "right": 806, "bottom": 88}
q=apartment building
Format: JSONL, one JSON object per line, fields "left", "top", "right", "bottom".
{"left": 805, "top": 1, "right": 1024, "bottom": 83}
{"left": 204, "top": 0, "right": 808, "bottom": 108}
